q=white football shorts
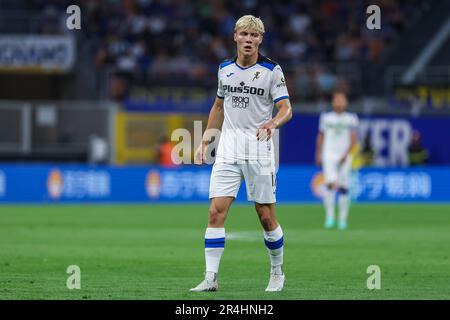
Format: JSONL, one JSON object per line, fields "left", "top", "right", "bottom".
{"left": 323, "top": 155, "right": 352, "bottom": 188}
{"left": 209, "top": 158, "right": 276, "bottom": 204}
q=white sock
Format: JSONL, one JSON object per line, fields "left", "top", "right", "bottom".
{"left": 263, "top": 224, "right": 284, "bottom": 274}
{"left": 324, "top": 187, "right": 336, "bottom": 221}
{"left": 339, "top": 192, "right": 350, "bottom": 223}
{"left": 205, "top": 271, "right": 216, "bottom": 282}
{"left": 204, "top": 227, "right": 225, "bottom": 278}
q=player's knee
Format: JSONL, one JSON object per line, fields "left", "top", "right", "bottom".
{"left": 255, "top": 205, "right": 276, "bottom": 229}
{"left": 208, "top": 205, "right": 226, "bottom": 225}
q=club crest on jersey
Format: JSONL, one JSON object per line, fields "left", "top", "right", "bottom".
{"left": 252, "top": 71, "right": 260, "bottom": 81}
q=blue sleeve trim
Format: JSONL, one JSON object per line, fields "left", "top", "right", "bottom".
{"left": 219, "top": 60, "right": 234, "bottom": 69}
{"left": 273, "top": 95, "right": 289, "bottom": 103}
{"left": 257, "top": 61, "right": 276, "bottom": 71}
{"left": 217, "top": 95, "right": 224, "bottom": 99}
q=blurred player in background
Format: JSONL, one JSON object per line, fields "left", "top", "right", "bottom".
{"left": 315, "top": 91, "right": 358, "bottom": 230}
{"left": 191, "top": 15, "right": 292, "bottom": 292}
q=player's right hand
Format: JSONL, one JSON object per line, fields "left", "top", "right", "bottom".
{"left": 194, "top": 143, "right": 206, "bottom": 165}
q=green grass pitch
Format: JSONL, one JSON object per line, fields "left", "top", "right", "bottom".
{"left": 0, "top": 204, "right": 449, "bottom": 300}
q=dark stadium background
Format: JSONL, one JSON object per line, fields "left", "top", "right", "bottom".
{"left": 0, "top": 0, "right": 449, "bottom": 300}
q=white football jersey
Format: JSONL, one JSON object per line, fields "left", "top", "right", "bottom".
{"left": 319, "top": 111, "right": 359, "bottom": 159}
{"left": 215, "top": 54, "right": 290, "bottom": 161}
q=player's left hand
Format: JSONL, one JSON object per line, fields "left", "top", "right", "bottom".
{"left": 257, "top": 120, "right": 277, "bottom": 141}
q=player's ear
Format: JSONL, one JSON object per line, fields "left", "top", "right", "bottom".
{"left": 233, "top": 32, "right": 237, "bottom": 43}
{"left": 257, "top": 33, "right": 263, "bottom": 45}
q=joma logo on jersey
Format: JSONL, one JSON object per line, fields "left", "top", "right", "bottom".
{"left": 223, "top": 84, "right": 265, "bottom": 96}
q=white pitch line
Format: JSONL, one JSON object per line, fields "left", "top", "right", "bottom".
{"left": 226, "top": 231, "right": 262, "bottom": 242}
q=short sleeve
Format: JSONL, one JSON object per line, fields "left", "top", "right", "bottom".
{"left": 270, "top": 65, "right": 289, "bottom": 103}
{"left": 319, "top": 113, "right": 325, "bottom": 132}
{"left": 216, "top": 68, "right": 224, "bottom": 99}
{"left": 351, "top": 113, "right": 359, "bottom": 129}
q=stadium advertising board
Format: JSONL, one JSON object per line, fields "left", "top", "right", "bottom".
{"left": 391, "top": 85, "right": 450, "bottom": 111}
{"left": 0, "top": 164, "right": 448, "bottom": 203}
{"left": 0, "top": 170, "right": 5, "bottom": 197}
{"left": 0, "top": 35, "right": 76, "bottom": 73}
{"left": 124, "top": 86, "right": 214, "bottom": 113}
{"left": 309, "top": 169, "right": 433, "bottom": 202}
{"left": 281, "top": 114, "right": 450, "bottom": 165}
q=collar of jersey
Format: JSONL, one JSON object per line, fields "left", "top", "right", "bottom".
{"left": 233, "top": 55, "right": 259, "bottom": 70}
{"left": 234, "top": 61, "right": 257, "bottom": 70}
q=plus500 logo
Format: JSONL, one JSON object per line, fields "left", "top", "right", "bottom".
{"left": 223, "top": 84, "right": 264, "bottom": 96}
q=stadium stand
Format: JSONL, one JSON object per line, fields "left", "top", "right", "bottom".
{"left": 0, "top": 0, "right": 436, "bottom": 101}
{"left": 0, "top": 0, "right": 449, "bottom": 164}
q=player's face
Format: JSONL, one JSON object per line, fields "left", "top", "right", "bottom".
{"left": 234, "top": 28, "right": 263, "bottom": 58}
{"left": 332, "top": 93, "right": 348, "bottom": 113}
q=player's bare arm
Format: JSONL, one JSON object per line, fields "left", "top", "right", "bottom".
{"left": 339, "top": 130, "right": 358, "bottom": 166}
{"left": 315, "top": 132, "right": 324, "bottom": 166}
{"left": 194, "top": 97, "right": 224, "bottom": 165}
{"left": 257, "top": 98, "right": 292, "bottom": 141}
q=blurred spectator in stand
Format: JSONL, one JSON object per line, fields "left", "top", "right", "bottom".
{"left": 315, "top": 65, "right": 337, "bottom": 97}
{"left": 63, "top": 0, "right": 425, "bottom": 101}
{"left": 361, "top": 133, "right": 374, "bottom": 166}
{"left": 157, "top": 137, "right": 178, "bottom": 168}
{"left": 352, "top": 133, "right": 374, "bottom": 169}
{"left": 110, "top": 75, "right": 127, "bottom": 101}
{"left": 408, "top": 130, "right": 428, "bottom": 166}
{"left": 293, "top": 66, "right": 313, "bottom": 101}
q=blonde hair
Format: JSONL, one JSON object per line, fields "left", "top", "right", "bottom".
{"left": 234, "top": 15, "right": 265, "bottom": 35}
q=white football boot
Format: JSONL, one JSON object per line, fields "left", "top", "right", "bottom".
{"left": 190, "top": 273, "right": 218, "bottom": 292}
{"left": 265, "top": 272, "right": 285, "bottom": 292}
